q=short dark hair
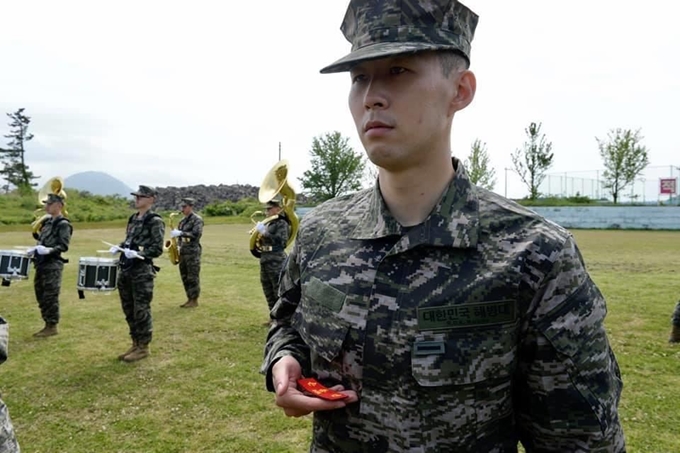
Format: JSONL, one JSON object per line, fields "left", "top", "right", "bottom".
{"left": 437, "top": 50, "right": 469, "bottom": 78}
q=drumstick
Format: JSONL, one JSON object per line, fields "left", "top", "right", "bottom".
{"left": 101, "top": 241, "right": 145, "bottom": 259}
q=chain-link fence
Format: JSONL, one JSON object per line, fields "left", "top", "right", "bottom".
{"left": 503, "top": 165, "right": 680, "bottom": 204}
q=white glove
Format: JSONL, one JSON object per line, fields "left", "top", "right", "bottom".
{"left": 123, "top": 249, "right": 141, "bottom": 260}
{"left": 170, "top": 229, "right": 182, "bottom": 238}
{"left": 36, "top": 245, "right": 52, "bottom": 255}
{"left": 255, "top": 222, "right": 267, "bottom": 235}
{"left": 26, "top": 246, "right": 36, "bottom": 255}
{"left": 109, "top": 246, "right": 120, "bottom": 255}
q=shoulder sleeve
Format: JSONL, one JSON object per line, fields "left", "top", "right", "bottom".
{"left": 260, "top": 237, "right": 310, "bottom": 391}
{"left": 515, "top": 236, "right": 625, "bottom": 452}
{"left": 141, "top": 215, "right": 165, "bottom": 259}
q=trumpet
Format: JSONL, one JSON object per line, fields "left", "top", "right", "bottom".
{"left": 164, "top": 212, "right": 180, "bottom": 265}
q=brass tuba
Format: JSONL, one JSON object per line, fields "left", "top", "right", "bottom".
{"left": 249, "top": 159, "right": 299, "bottom": 258}
{"left": 164, "top": 211, "right": 180, "bottom": 265}
{"left": 31, "top": 176, "right": 68, "bottom": 237}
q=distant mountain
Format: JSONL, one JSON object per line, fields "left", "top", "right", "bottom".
{"left": 64, "top": 171, "right": 134, "bottom": 197}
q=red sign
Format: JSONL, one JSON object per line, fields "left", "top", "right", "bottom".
{"left": 660, "top": 178, "right": 677, "bottom": 195}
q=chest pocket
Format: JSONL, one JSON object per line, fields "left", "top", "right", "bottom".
{"left": 411, "top": 308, "right": 520, "bottom": 437}
{"left": 292, "top": 277, "right": 349, "bottom": 364}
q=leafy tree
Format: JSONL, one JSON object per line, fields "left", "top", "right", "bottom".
{"left": 511, "top": 122, "right": 554, "bottom": 200}
{"left": 464, "top": 138, "right": 496, "bottom": 190}
{"left": 596, "top": 128, "right": 649, "bottom": 204}
{"left": 1, "top": 108, "right": 39, "bottom": 193}
{"left": 298, "top": 131, "right": 365, "bottom": 202}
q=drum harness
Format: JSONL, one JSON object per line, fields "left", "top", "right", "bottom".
{"left": 120, "top": 213, "right": 162, "bottom": 273}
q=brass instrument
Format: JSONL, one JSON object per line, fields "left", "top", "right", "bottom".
{"left": 249, "top": 159, "right": 299, "bottom": 258}
{"left": 31, "top": 176, "right": 68, "bottom": 237}
{"left": 164, "top": 212, "right": 180, "bottom": 265}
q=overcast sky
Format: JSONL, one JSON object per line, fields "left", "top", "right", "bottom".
{"left": 1, "top": 0, "right": 678, "bottom": 200}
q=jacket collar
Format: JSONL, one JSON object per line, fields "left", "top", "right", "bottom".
{"left": 350, "top": 157, "right": 479, "bottom": 250}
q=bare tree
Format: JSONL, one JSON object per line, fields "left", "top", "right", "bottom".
{"left": 596, "top": 128, "right": 649, "bottom": 204}
{"left": 511, "top": 122, "right": 554, "bottom": 200}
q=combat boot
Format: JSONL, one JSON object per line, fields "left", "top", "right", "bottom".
{"left": 181, "top": 298, "right": 198, "bottom": 308}
{"left": 179, "top": 299, "right": 190, "bottom": 308}
{"left": 122, "top": 342, "right": 149, "bottom": 362}
{"left": 118, "top": 340, "right": 138, "bottom": 360}
{"left": 33, "top": 322, "right": 58, "bottom": 337}
{"left": 669, "top": 325, "right": 680, "bottom": 343}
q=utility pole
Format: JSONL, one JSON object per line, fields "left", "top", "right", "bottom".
{"left": 278, "top": 142, "right": 281, "bottom": 161}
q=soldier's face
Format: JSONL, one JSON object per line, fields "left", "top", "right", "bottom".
{"left": 45, "top": 202, "right": 60, "bottom": 215}
{"left": 134, "top": 195, "right": 154, "bottom": 209}
{"left": 348, "top": 52, "right": 475, "bottom": 171}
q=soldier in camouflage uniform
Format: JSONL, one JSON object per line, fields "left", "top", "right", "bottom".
{"left": 171, "top": 197, "right": 204, "bottom": 308}
{"left": 255, "top": 200, "right": 291, "bottom": 322}
{"left": 0, "top": 317, "right": 20, "bottom": 452}
{"left": 669, "top": 300, "right": 680, "bottom": 342}
{"left": 109, "top": 185, "right": 165, "bottom": 362}
{"left": 29, "top": 193, "right": 73, "bottom": 338}
{"left": 261, "top": 1, "right": 626, "bottom": 451}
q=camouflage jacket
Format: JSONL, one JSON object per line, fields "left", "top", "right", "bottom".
{"left": 177, "top": 212, "right": 203, "bottom": 252}
{"left": 262, "top": 159, "right": 625, "bottom": 452}
{"left": 259, "top": 216, "right": 290, "bottom": 263}
{"left": 119, "top": 211, "right": 165, "bottom": 268}
{"left": 34, "top": 215, "right": 72, "bottom": 267}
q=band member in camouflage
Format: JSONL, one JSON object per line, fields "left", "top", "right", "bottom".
{"left": 0, "top": 316, "right": 21, "bottom": 452}
{"left": 255, "top": 200, "right": 291, "bottom": 323}
{"left": 261, "top": 1, "right": 625, "bottom": 451}
{"left": 110, "top": 185, "right": 165, "bottom": 362}
{"left": 669, "top": 300, "right": 680, "bottom": 343}
{"left": 172, "top": 197, "right": 204, "bottom": 308}
{"left": 30, "top": 193, "right": 72, "bottom": 338}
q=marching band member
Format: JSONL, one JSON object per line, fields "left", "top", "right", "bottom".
{"left": 109, "top": 185, "right": 165, "bottom": 362}
{"left": 171, "top": 197, "right": 204, "bottom": 308}
{"left": 29, "top": 193, "right": 72, "bottom": 338}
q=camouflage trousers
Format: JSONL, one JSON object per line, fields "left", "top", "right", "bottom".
{"left": 672, "top": 300, "right": 680, "bottom": 327}
{"left": 0, "top": 398, "right": 20, "bottom": 452}
{"left": 260, "top": 252, "right": 286, "bottom": 315}
{"left": 33, "top": 263, "right": 63, "bottom": 325}
{"left": 179, "top": 248, "right": 201, "bottom": 299}
{"left": 117, "top": 263, "right": 155, "bottom": 344}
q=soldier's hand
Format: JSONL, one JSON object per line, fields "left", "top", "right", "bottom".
{"left": 170, "top": 229, "right": 182, "bottom": 238}
{"left": 272, "top": 356, "right": 358, "bottom": 418}
{"left": 35, "top": 245, "right": 52, "bottom": 255}
{"left": 255, "top": 222, "right": 267, "bottom": 235}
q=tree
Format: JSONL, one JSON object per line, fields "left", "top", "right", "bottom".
{"left": 464, "top": 138, "right": 496, "bottom": 190}
{"left": 511, "top": 122, "right": 554, "bottom": 200}
{"left": 1, "top": 108, "right": 39, "bottom": 193}
{"left": 596, "top": 128, "right": 649, "bottom": 204}
{"left": 298, "top": 131, "right": 366, "bottom": 202}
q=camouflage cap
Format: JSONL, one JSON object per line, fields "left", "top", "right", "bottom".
{"left": 320, "top": 0, "right": 479, "bottom": 74}
{"left": 130, "top": 185, "right": 157, "bottom": 197}
{"left": 180, "top": 197, "right": 195, "bottom": 207}
{"left": 45, "top": 193, "right": 64, "bottom": 204}
{"left": 265, "top": 200, "right": 281, "bottom": 208}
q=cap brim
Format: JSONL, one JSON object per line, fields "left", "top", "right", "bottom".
{"left": 320, "top": 42, "right": 453, "bottom": 74}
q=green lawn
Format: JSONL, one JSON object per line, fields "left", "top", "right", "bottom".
{"left": 0, "top": 225, "right": 678, "bottom": 452}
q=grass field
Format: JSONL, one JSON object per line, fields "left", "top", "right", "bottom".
{"left": 0, "top": 224, "right": 679, "bottom": 452}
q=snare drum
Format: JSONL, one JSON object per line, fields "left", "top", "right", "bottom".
{"left": 0, "top": 250, "right": 30, "bottom": 285}
{"left": 77, "top": 257, "right": 119, "bottom": 299}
